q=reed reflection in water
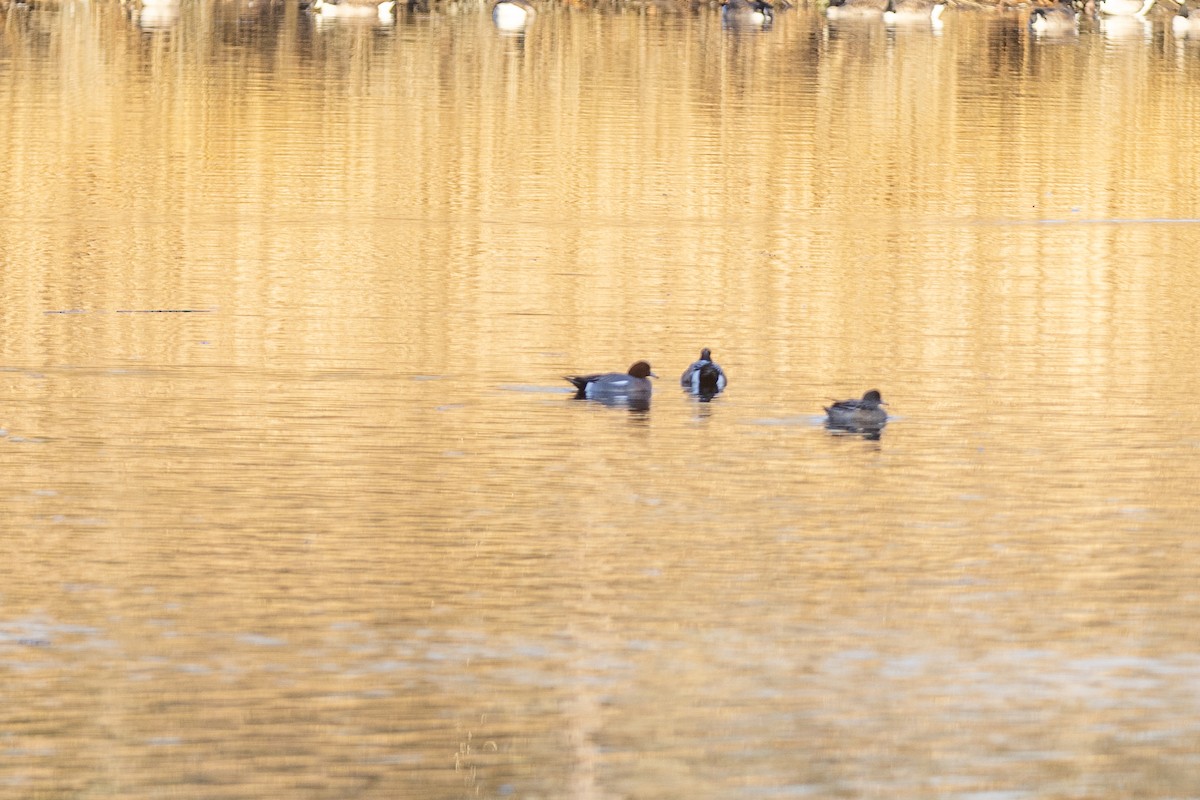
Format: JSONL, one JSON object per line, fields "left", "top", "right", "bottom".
{"left": 3, "top": 1, "right": 1200, "bottom": 797}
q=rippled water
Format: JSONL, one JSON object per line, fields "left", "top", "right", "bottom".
{"left": 3, "top": 1, "right": 1200, "bottom": 796}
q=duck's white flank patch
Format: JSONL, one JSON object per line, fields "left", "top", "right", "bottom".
{"left": 493, "top": 3, "right": 529, "bottom": 28}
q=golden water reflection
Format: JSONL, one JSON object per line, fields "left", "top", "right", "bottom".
{"left": 3, "top": 3, "right": 1200, "bottom": 797}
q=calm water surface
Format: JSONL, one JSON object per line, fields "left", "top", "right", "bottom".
{"left": 3, "top": 1, "right": 1200, "bottom": 796}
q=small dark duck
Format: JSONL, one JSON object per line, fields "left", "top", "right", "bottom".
{"left": 824, "top": 389, "right": 888, "bottom": 431}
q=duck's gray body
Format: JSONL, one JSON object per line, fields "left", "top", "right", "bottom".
{"left": 566, "top": 361, "right": 657, "bottom": 402}
{"left": 310, "top": 0, "right": 396, "bottom": 18}
{"left": 824, "top": 389, "right": 888, "bottom": 430}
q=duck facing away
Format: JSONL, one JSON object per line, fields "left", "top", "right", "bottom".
{"left": 883, "top": 0, "right": 946, "bottom": 24}
{"left": 1029, "top": 1, "right": 1078, "bottom": 32}
{"left": 824, "top": 389, "right": 888, "bottom": 431}
{"left": 492, "top": 0, "right": 535, "bottom": 30}
{"left": 566, "top": 361, "right": 657, "bottom": 404}
{"left": 680, "top": 348, "right": 727, "bottom": 398}
{"left": 310, "top": 0, "right": 396, "bottom": 18}
{"left": 722, "top": 0, "right": 775, "bottom": 27}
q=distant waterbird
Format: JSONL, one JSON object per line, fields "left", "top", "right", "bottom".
{"left": 680, "top": 348, "right": 727, "bottom": 399}
{"left": 565, "top": 361, "right": 657, "bottom": 405}
{"left": 824, "top": 389, "right": 888, "bottom": 432}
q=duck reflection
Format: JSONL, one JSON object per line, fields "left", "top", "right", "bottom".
{"left": 827, "top": 424, "right": 884, "bottom": 440}
{"left": 573, "top": 393, "right": 652, "bottom": 414}
{"left": 826, "top": 0, "right": 888, "bottom": 21}
{"left": 1099, "top": 13, "right": 1151, "bottom": 37}
{"left": 308, "top": 0, "right": 396, "bottom": 22}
